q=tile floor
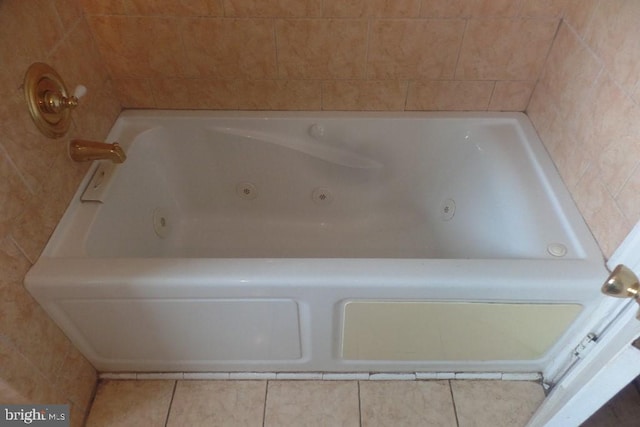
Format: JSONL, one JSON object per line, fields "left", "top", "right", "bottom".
{"left": 85, "top": 379, "right": 547, "bottom": 426}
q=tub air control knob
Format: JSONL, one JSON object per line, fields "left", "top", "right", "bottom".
{"left": 308, "top": 124, "right": 325, "bottom": 139}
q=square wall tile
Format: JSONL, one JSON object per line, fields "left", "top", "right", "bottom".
{"left": 563, "top": 0, "right": 599, "bottom": 39}
{"left": 54, "top": 0, "right": 84, "bottom": 30}
{"left": 407, "top": 80, "right": 494, "bottom": 110}
{"left": 536, "top": 23, "right": 601, "bottom": 125}
{"left": 421, "top": 0, "right": 523, "bottom": 18}
{"left": 456, "top": 18, "right": 558, "bottom": 80}
{"left": 49, "top": 19, "right": 110, "bottom": 97}
{"left": 276, "top": 19, "right": 368, "bottom": 79}
{"left": 182, "top": 18, "right": 277, "bottom": 79}
{"left": 367, "top": 19, "right": 465, "bottom": 79}
{"left": 360, "top": 380, "right": 457, "bottom": 427}
{"left": 519, "top": 0, "right": 568, "bottom": 18}
{"left": 573, "top": 165, "right": 633, "bottom": 257}
{"left": 0, "top": 238, "right": 30, "bottom": 289}
{"left": 584, "top": 0, "right": 640, "bottom": 95}
{"left": 80, "top": 0, "right": 129, "bottom": 15}
{"left": 112, "top": 79, "right": 156, "bottom": 108}
{"left": 167, "top": 380, "right": 266, "bottom": 427}
{"left": 0, "top": 150, "right": 31, "bottom": 239}
{"left": 125, "top": 0, "right": 223, "bottom": 16}
{"left": 152, "top": 79, "right": 240, "bottom": 109}
{"left": 471, "top": 0, "right": 522, "bottom": 17}
{"left": 419, "top": 0, "right": 473, "bottom": 18}
{"left": 72, "top": 79, "right": 122, "bottom": 141}
{"left": 236, "top": 80, "right": 322, "bottom": 110}
{"left": 87, "top": 16, "right": 194, "bottom": 79}
{"left": 322, "top": 80, "right": 408, "bottom": 110}
{"left": 573, "top": 74, "right": 637, "bottom": 182}
{"left": 86, "top": 380, "right": 174, "bottom": 427}
{"left": 0, "top": 0, "right": 64, "bottom": 78}
{"left": 489, "top": 81, "right": 535, "bottom": 111}
{"left": 617, "top": 166, "right": 640, "bottom": 227}
{"left": 264, "top": 381, "right": 359, "bottom": 427}
{"left": 324, "top": 0, "right": 421, "bottom": 17}
{"left": 223, "top": 0, "right": 322, "bottom": 17}
{"left": 451, "top": 380, "right": 545, "bottom": 427}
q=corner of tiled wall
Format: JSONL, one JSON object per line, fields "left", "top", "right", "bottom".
{"left": 0, "top": 0, "right": 121, "bottom": 425}
{"left": 527, "top": 0, "right": 640, "bottom": 257}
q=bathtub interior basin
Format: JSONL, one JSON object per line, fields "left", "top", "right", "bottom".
{"left": 51, "top": 111, "right": 588, "bottom": 261}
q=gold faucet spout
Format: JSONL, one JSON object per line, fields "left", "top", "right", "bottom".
{"left": 70, "top": 139, "right": 126, "bottom": 163}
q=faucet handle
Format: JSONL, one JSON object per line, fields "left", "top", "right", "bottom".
{"left": 59, "top": 85, "right": 87, "bottom": 110}
{"left": 73, "top": 85, "right": 87, "bottom": 100}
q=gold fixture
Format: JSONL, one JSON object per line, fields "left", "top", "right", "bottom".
{"left": 602, "top": 265, "right": 640, "bottom": 300}
{"left": 23, "top": 62, "right": 85, "bottom": 138}
{"left": 69, "top": 139, "right": 127, "bottom": 164}
{"left": 602, "top": 264, "right": 640, "bottom": 319}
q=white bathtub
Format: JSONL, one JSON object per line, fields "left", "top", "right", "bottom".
{"left": 26, "top": 111, "right": 607, "bottom": 374}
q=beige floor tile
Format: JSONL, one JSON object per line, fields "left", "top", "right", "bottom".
{"left": 166, "top": 380, "right": 266, "bottom": 427}
{"left": 451, "top": 380, "right": 545, "bottom": 427}
{"left": 85, "top": 380, "right": 174, "bottom": 427}
{"left": 360, "top": 380, "right": 457, "bottom": 427}
{"left": 264, "top": 380, "right": 359, "bottom": 427}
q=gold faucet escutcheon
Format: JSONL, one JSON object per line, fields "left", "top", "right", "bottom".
{"left": 69, "top": 139, "right": 126, "bottom": 163}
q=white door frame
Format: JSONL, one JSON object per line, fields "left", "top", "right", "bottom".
{"left": 527, "top": 223, "right": 640, "bottom": 426}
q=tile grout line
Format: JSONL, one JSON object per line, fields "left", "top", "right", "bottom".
{"left": 164, "top": 380, "right": 178, "bottom": 427}
{"left": 262, "top": 380, "right": 269, "bottom": 427}
{"left": 448, "top": 380, "right": 461, "bottom": 427}
{"left": 357, "top": 380, "right": 363, "bottom": 427}
{"left": 452, "top": 18, "right": 469, "bottom": 80}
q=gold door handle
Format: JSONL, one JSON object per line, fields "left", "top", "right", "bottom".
{"left": 602, "top": 265, "right": 640, "bottom": 344}
{"left": 602, "top": 264, "right": 640, "bottom": 299}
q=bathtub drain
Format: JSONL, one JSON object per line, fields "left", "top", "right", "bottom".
{"left": 547, "top": 243, "right": 567, "bottom": 257}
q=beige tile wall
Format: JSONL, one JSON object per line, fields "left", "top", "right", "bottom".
{"left": 0, "top": 0, "right": 120, "bottom": 425}
{"left": 527, "top": 0, "right": 640, "bottom": 257}
{"left": 80, "top": 0, "right": 566, "bottom": 111}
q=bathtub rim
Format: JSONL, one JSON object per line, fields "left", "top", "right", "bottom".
{"left": 26, "top": 256, "right": 605, "bottom": 302}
